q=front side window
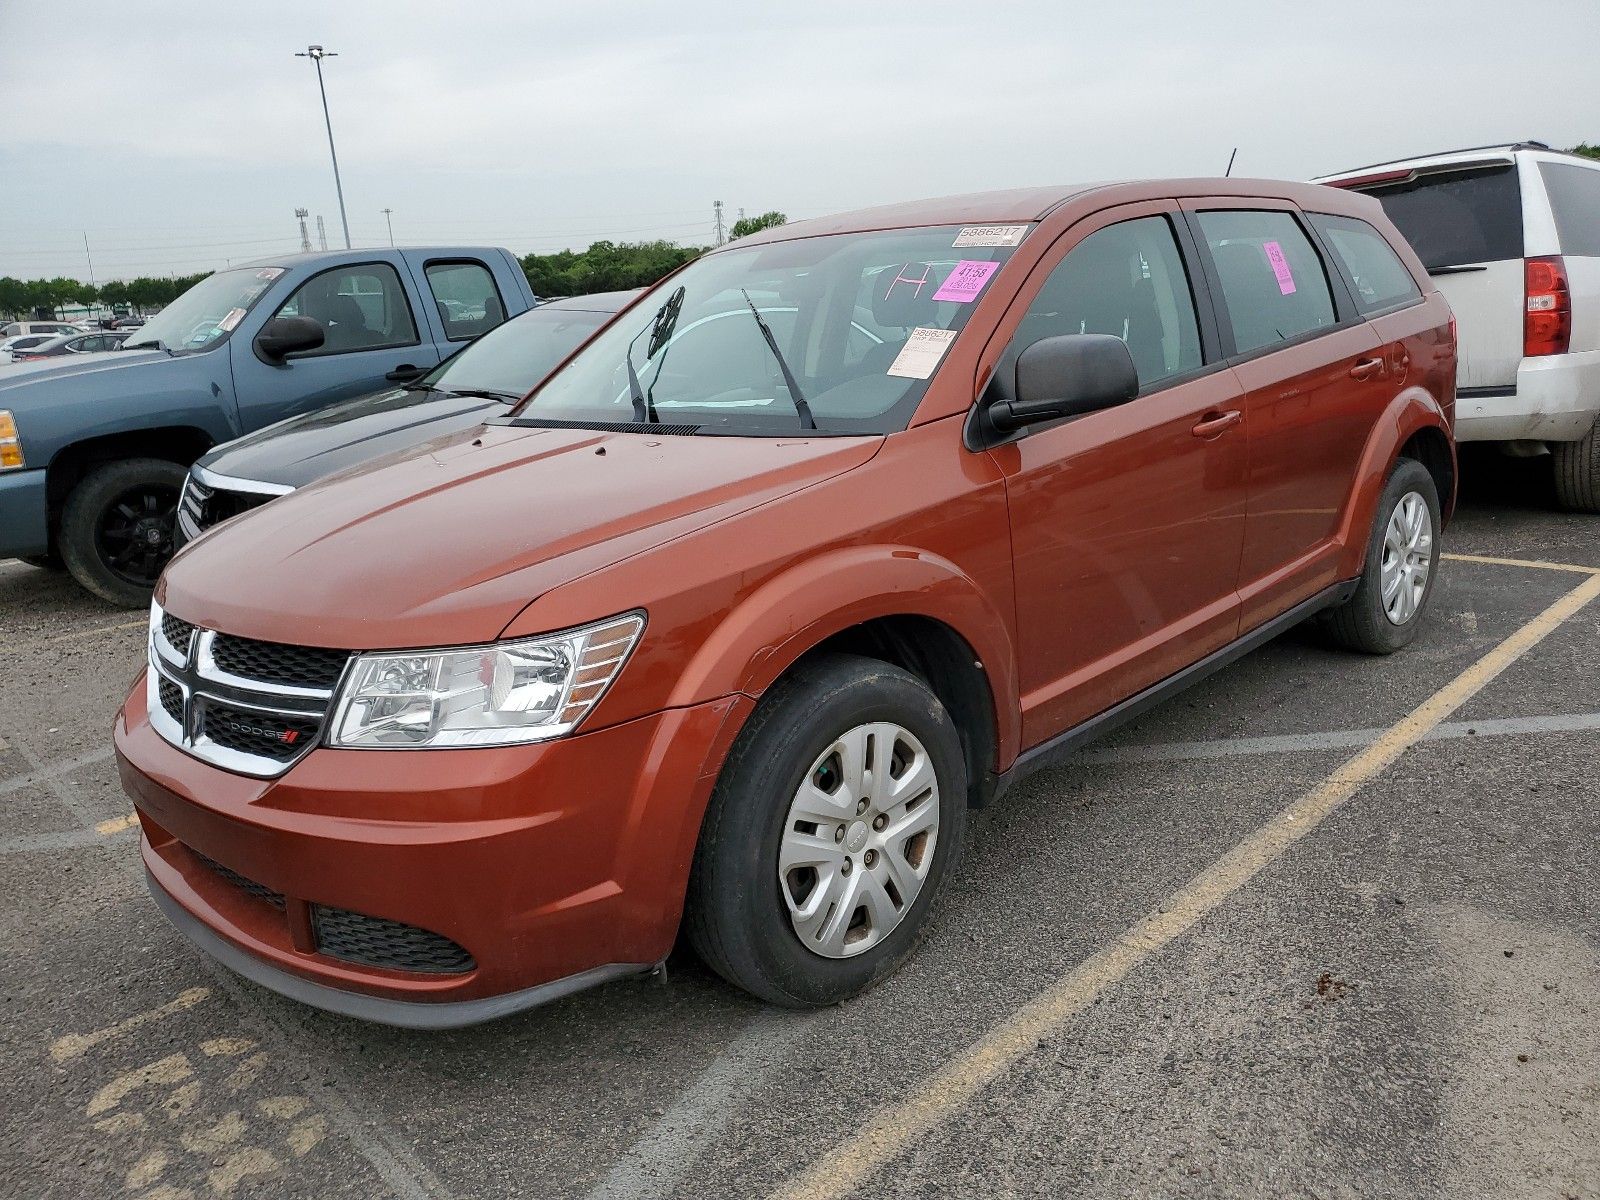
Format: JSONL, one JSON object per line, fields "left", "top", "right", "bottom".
{"left": 1196, "top": 210, "right": 1337, "bottom": 356}
{"left": 1309, "top": 214, "right": 1422, "bottom": 316}
{"left": 272, "top": 263, "right": 419, "bottom": 356}
{"left": 1538, "top": 161, "right": 1600, "bottom": 258}
{"left": 425, "top": 261, "right": 507, "bottom": 341}
{"left": 514, "top": 224, "right": 1029, "bottom": 436}
{"left": 1360, "top": 165, "right": 1524, "bottom": 269}
{"left": 1011, "top": 215, "right": 1202, "bottom": 391}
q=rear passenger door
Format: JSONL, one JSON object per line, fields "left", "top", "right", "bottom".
{"left": 989, "top": 203, "right": 1249, "bottom": 745}
{"left": 1182, "top": 201, "right": 1383, "bottom": 628}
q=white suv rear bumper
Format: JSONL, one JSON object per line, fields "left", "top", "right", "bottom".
{"left": 1456, "top": 350, "right": 1600, "bottom": 443}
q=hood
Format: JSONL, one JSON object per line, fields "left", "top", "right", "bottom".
{"left": 0, "top": 348, "right": 169, "bottom": 395}
{"left": 161, "top": 422, "right": 882, "bottom": 648}
{"left": 197, "top": 386, "right": 501, "bottom": 489}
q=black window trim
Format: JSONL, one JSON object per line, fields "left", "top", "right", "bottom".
{"left": 267, "top": 260, "right": 422, "bottom": 363}
{"left": 966, "top": 205, "right": 1231, "bottom": 450}
{"left": 1303, "top": 210, "right": 1427, "bottom": 322}
{"left": 1179, "top": 205, "right": 1365, "bottom": 368}
{"left": 423, "top": 257, "right": 509, "bottom": 343}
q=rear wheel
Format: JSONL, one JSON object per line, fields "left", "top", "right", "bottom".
{"left": 686, "top": 653, "right": 967, "bottom": 1007}
{"left": 59, "top": 458, "right": 187, "bottom": 607}
{"left": 1323, "top": 457, "right": 1442, "bottom": 654}
{"left": 1552, "top": 415, "right": 1600, "bottom": 513}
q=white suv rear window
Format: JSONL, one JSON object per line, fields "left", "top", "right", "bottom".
{"left": 1362, "top": 165, "right": 1523, "bottom": 270}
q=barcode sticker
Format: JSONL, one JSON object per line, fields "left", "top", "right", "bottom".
{"left": 953, "top": 225, "right": 1028, "bottom": 248}
{"left": 886, "top": 327, "right": 958, "bottom": 379}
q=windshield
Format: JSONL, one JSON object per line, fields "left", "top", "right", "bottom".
{"left": 423, "top": 305, "right": 613, "bottom": 398}
{"left": 511, "top": 224, "right": 1028, "bottom": 435}
{"left": 124, "top": 266, "right": 283, "bottom": 353}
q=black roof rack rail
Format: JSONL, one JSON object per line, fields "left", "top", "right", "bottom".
{"left": 1325, "top": 141, "right": 1551, "bottom": 178}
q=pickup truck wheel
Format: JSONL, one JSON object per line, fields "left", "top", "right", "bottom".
{"left": 1323, "top": 457, "right": 1442, "bottom": 655}
{"left": 686, "top": 652, "right": 967, "bottom": 1007}
{"left": 1552, "top": 415, "right": 1600, "bottom": 513}
{"left": 59, "top": 458, "right": 188, "bottom": 607}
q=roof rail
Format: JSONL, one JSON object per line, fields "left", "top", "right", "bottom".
{"left": 1326, "top": 141, "right": 1551, "bottom": 177}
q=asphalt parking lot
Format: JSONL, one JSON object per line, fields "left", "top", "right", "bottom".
{"left": 2, "top": 450, "right": 1597, "bottom": 1200}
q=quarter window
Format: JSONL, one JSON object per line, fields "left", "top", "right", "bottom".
{"left": 272, "top": 263, "right": 418, "bottom": 356}
{"left": 425, "top": 261, "right": 507, "bottom": 341}
{"left": 1196, "top": 210, "right": 1336, "bottom": 356}
{"left": 1012, "top": 215, "right": 1202, "bottom": 390}
{"left": 1538, "top": 161, "right": 1600, "bottom": 258}
{"left": 1308, "top": 214, "right": 1421, "bottom": 316}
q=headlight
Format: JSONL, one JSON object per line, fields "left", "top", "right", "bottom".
{"left": 0, "top": 411, "right": 23, "bottom": 470}
{"left": 327, "top": 612, "right": 644, "bottom": 749}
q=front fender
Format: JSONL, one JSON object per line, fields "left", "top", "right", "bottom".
{"left": 1334, "top": 384, "right": 1454, "bottom": 581}
{"left": 664, "top": 543, "right": 1022, "bottom": 768}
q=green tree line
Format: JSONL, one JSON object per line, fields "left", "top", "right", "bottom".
{"left": 1, "top": 214, "right": 795, "bottom": 318}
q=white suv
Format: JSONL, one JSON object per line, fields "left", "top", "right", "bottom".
{"left": 0, "top": 320, "right": 87, "bottom": 340}
{"left": 1317, "top": 142, "right": 1600, "bottom": 510}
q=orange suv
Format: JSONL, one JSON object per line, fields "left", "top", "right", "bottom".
{"left": 116, "top": 179, "right": 1456, "bottom": 1027}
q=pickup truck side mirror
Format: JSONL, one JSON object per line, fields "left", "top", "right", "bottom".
{"left": 254, "top": 316, "right": 325, "bottom": 364}
{"left": 987, "top": 334, "right": 1139, "bottom": 432}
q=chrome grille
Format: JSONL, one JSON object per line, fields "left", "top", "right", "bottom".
{"left": 147, "top": 603, "right": 349, "bottom": 778}
{"left": 176, "top": 466, "right": 293, "bottom": 544}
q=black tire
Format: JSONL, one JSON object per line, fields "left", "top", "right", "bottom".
{"left": 59, "top": 458, "right": 188, "bottom": 607}
{"left": 19, "top": 553, "right": 64, "bottom": 571}
{"left": 1552, "top": 415, "right": 1600, "bottom": 513}
{"left": 1323, "top": 457, "right": 1442, "bottom": 654}
{"left": 686, "top": 652, "right": 967, "bottom": 1007}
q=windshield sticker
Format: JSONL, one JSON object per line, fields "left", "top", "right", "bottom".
{"left": 883, "top": 262, "right": 935, "bottom": 300}
{"left": 1262, "top": 241, "right": 1297, "bottom": 295}
{"left": 886, "top": 327, "right": 958, "bottom": 380}
{"left": 932, "top": 260, "right": 1000, "bottom": 304}
{"left": 255, "top": 267, "right": 284, "bottom": 281}
{"left": 217, "top": 307, "right": 247, "bottom": 332}
{"left": 953, "top": 225, "right": 1027, "bottom": 248}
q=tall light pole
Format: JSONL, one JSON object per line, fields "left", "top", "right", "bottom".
{"left": 382, "top": 207, "right": 395, "bottom": 246}
{"left": 295, "top": 44, "right": 351, "bottom": 249}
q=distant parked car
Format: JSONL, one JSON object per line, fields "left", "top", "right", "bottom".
{"left": 176, "top": 291, "right": 635, "bottom": 546}
{"left": 0, "top": 245, "right": 536, "bottom": 604}
{"left": 1317, "top": 140, "right": 1600, "bottom": 510}
{"left": 9, "top": 329, "right": 133, "bottom": 362}
{"left": 0, "top": 334, "right": 63, "bottom": 363}
{"left": 110, "top": 315, "right": 146, "bottom": 330}
{"left": 1, "top": 320, "right": 87, "bottom": 340}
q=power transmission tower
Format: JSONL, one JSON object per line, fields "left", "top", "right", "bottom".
{"left": 382, "top": 208, "right": 395, "bottom": 246}
{"left": 295, "top": 208, "right": 312, "bottom": 253}
{"left": 316, "top": 215, "right": 328, "bottom": 252}
{"left": 713, "top": 200, "right": 726, "bottom": 247}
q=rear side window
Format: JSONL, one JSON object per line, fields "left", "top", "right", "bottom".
{"left": 1361, "top": 165, "right": 1523, "bottom": 269}
{"left": 1538, "top": 162, "right": 1600, "bottom": 257}
{"left": 1308, "top": 214, "right": 1421, "bottom": 316}
{"left": 1012, "top": 215, "right": 1203, "bottom": 391}
{"left": 1194, "top": 210, "right": 1337, "bottom": 356}
{"left": 426, "top": 261, "right": 508, "bottom": 341}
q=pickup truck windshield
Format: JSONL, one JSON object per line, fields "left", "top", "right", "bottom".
{"left": 124, "top": 266, "right": 283, "bottom": 354}
{"left": 511, "top": 224, "right": 1028, "bottom": 435}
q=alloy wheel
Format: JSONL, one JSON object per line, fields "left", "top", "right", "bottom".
{"left": 1379, "top": 490, "right": 1433, "bottom": 626}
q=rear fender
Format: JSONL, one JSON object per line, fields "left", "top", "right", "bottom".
{"left": 1335, "top": 386, "right": 1454, "bottom": 580}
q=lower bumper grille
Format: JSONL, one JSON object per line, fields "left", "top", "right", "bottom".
{"left": 195, "top": 852, "right": 286, "bottom": 911}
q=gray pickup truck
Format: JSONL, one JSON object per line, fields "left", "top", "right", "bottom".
{"left": 0, "top": 246, "right": 534, "bottom": 605}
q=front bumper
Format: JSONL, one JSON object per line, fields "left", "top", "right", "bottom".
{"left": 1456, "top": 349, "right": 1600, "bottom": 443}
{"left": 0, "top": 467, "right": 49, "bottom": 558}
{"left": 116, "top": 670, "right": 749, "bottom": 1026}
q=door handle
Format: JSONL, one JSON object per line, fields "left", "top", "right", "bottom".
{"left": 1349, "top": 357, "right": 1385, "bottom": 381}
{"left": 385, "top": 363, "right": 426, "bottom": 382}
{"left": 1191, "top": 410, "right": 1242, "bottom": 439}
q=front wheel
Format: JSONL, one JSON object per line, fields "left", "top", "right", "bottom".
{"left": 1323, "top": 457, "right": 1442, "bottom": 654}
{"left": 59, "top": 458, "right": 188, "bottom": 607}
{"left": 686, "top": 653, "right": 967, "bottom": 1007}
{"left": 1552, "top": 414, "right": 1600, "bottom": 513}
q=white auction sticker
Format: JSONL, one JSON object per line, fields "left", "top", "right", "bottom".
{"left": 217, "top": 307, "right": 247, "bottom": 332}
{"left": 886, "top": 327, "right": 958, "bottom": 379}
{"left": 952, "top": 225, "right": 1028, "bottom": 248}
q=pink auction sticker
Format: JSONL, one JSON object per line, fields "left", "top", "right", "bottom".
{"left": 1262, "top": 240, "right": 1297, "bottom": 295}
{"left": 932, "top": 260, "right": 1000, "bottom": 303}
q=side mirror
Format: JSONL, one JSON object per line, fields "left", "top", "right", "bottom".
{"left": 253, "top": 316, "right": 325, "bottom": 363}
{"left": 988, "top": 334, "right": 1138, "bottom": 432}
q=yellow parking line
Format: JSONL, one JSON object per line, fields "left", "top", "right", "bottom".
{"left": 9, "top": 618, "right": 147, "bottom": 650}
{"left": 95, "top": 813, "right": 139, "bottom": 836}
{"left": 1443, "top": 552, "right": 1600, "bottom": 575}
{"left": 774, "top": 570, "right": 1600, "bottom": 1200}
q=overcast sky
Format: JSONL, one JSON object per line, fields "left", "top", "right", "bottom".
{"left": 2, "top": 0, "right": 1596, "bottom": 281}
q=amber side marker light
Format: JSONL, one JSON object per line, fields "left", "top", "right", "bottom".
{"left": 0, "top": 411, "right": 24, "bottom": 469}
{"left": 1525, "top": 256, "right": 1572, "bottom": 357}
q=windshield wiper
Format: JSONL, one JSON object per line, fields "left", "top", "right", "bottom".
{"left": 443, "top": 388, "right": 522, "bottom": 403}
{"left": 623, "top": 287, "right": 687, "bottom": 424}
{"left": 740, "top": 289, "right": 816, "bottom": 431}
{"left": 124, "top": 338, "right": 174, "bottom": 355}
